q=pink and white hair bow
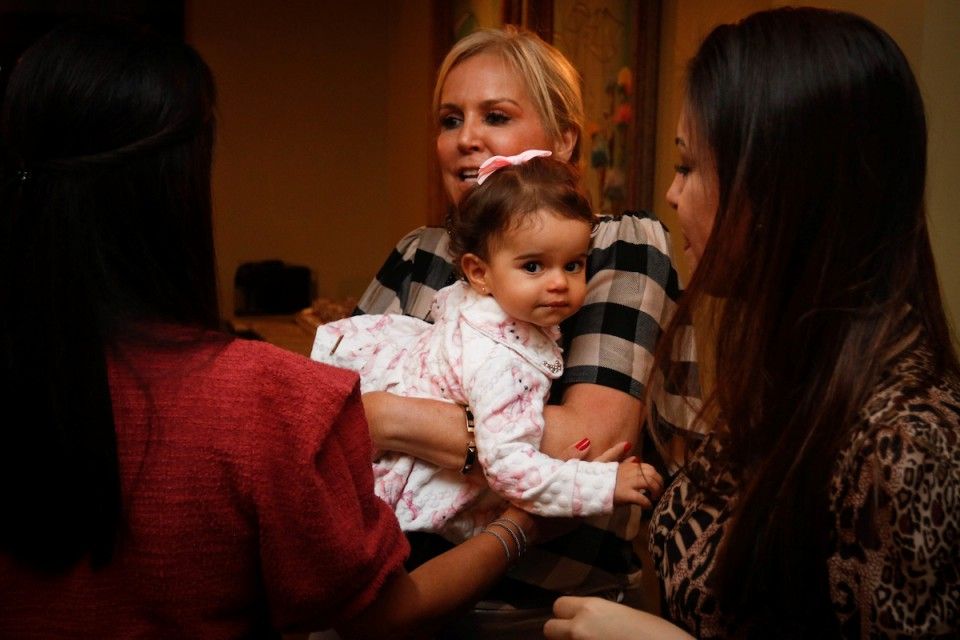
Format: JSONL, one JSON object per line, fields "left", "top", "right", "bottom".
{"left": 476, "top": 149, "right": 553, "bottom": 186}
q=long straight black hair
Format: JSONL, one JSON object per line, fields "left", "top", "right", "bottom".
{"left": 0, "top": 18, "right": 220, "bottom": 572}
{"left": 650, "top": 7, "right": 959, "bottom": 636}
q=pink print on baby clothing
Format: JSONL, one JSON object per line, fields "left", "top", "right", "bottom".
{"left": 311, "top": 281, "right": 617, "bottom": 543}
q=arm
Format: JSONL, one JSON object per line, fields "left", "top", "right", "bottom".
{"left": 363, "top": 383, "right": 642, "bottom": 469}
{"left": 468, "top": 354, "right": 659, "bottom": 515}
{"left": 337, "top": 506, "right": 535, "bottom": 639}
{"left": 362, "top": 391, "right": 470, "bottom": 469}
{"left": 544, "top": 596, "right": 694, "bottom": 640}
{"left": 540, "top": 383, "right": 643, "bottom": 458}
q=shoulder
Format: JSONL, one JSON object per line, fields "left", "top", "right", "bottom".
{"left": 834, "top": 356, "right": 960, "bottom": 537}
{"left": 585, "top": 210, "right": 681, "bottom": 301}
{"left": 591, "top": 210, "right": 672, "bottom": 253}
{"left": 828, "top": 341, "right": 960, "bottom": 635}
{"left": 224, "top": 337, "right": 358, "bottom": 395}
{"left": 392, "top": 226, "right": 451, "bottom": 261}
{"left": 358, "top": 227, "right": 454, "bottom": 319}
{"left": 843, "top": 342, "right": 960, "bottom": 477}
{"left": 108, "top": 331, "right": 373, "bottom": 500}
{"left": 834, "top": 340, "right": 960, "bottom": 508}
{"left": 197, "top": 339, "right": 365, "bottom": 448}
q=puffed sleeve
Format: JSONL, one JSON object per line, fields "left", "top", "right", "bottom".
{"left": 827, "top": 422, "right": 960, "bottom": 638}
{"left": 560, "top": 211, "right": 682, "bottom": 398}
{"left": 355, "top": 226, "right": 455, "bottom": 321}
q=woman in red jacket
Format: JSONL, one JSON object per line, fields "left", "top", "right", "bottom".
{"left": 0, "top": 18, "right": 545, "bottom": 638}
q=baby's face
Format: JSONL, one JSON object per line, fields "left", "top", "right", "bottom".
{"left": 480, "top": 209, "right": 591, "bottom": 328}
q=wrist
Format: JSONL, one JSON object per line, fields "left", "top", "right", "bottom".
{"left": 500, "top": 506, "right": 537, "bottom": 544}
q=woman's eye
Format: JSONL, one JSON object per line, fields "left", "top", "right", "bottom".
{"left": 485, "top": 111, "right": 510, "bottom": 126}
{"left": 674, "top": 163, "right": 691, "bottom": 176}
{"left": 439, "top": 114, "right": 462, "bottom": 130}
{"left": 564, "top": 261, "right": 585, "bottom": 274}
{"left": 522, "top": 262, "right": 542, "bottom": 273}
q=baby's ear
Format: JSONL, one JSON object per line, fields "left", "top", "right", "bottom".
{"left": 461, "top": 253, "right": 490, "bottom": 295}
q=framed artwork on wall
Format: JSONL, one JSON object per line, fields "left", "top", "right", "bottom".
{"left": 431, "top": 0, "right": 660, "bottom": 223}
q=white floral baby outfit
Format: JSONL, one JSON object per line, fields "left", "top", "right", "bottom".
{"left": 311, "top": 281, "right": 618, "bottom": 542}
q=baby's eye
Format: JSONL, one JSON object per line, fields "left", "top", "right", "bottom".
{"left": 674, "top": 163, "right": 691, "bottom": 176}
{"left": 439, "top": 114, "right": 462, "bottom": 130}
{"left": 564, "top": 260, "right": 585, "bottom": 274}
{"left": 522, "top": 261, "right": 542, "bottom": 273}
{"left": 485, "top": 111, "right": 510, "bottom": 126}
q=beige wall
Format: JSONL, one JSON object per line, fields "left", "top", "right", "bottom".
{"left": 186, "top": 1, "right": 432, "bottom": 316}
{"left": 656, "top": 0, "right": 960, "bottom": 344}
{"left": 920, "top": 0, "right": 960, "bottom": 344}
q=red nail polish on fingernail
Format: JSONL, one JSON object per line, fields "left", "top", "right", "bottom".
{"left": 575, "top": 438, "right": 590, "bottom": 451}
{"left": 623, "top": 442, "right": 633, "bottom": 453}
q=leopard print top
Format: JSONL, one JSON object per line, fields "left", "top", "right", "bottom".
{"left": 649, "top": 340, "right": 960, "bottom": 638}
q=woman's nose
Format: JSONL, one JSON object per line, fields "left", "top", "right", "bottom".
{"left": 666, "top": 174, "right": 681, "bottom": 210}
{"left": 457, "top": 116, "right": 482, "bottom": 153}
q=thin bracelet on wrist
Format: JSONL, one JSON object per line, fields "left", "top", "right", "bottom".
{"left": 488, "top": 521, "right": 523, "bottom": 559}
{"left": 491, "top": 517, "right": 527, "bottom": 557}
{"left": 460, "top": 406, "right": 476, "bottom": 475}
{"left": 480, "top": 527, "right": 512, "bottom": 563}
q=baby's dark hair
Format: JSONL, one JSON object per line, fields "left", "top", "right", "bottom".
{"left": 449, "top": 156, "right": 594, "bottom": 273}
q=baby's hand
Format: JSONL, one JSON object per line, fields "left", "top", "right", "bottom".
{"left": 613, "top": 457, "right": 663, "bottom": 509}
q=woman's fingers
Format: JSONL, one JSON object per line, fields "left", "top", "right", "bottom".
{"left": 543, "top": 596, "right": 585, "bottom": 639}
{"left": 551, "top": 595, "right": 584, "bottom": 618}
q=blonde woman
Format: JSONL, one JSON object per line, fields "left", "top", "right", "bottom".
{"left": 356, "top": 27, "right": 695, "bottom": 637}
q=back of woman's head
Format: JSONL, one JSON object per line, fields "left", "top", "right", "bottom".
{"left": 0, "top": 18, "right": 218, "bottom": 573}
{"left": 434, "top": 26, "right": 584, "bottom": 163}
{"left": 2, "top": 17, "right": 218, "bottom": 328}
{"left": 653, "top": 7, "right": 957, "bottom": 635}
{"left": 450, "top": 156, "right": 593, "bottom": 271}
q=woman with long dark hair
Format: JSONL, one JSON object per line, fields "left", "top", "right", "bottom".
{"left": 546, "top": 7, "right": 959, "bottom": 638}
{"left": 0, "top": 18, "right": 539, "bottom": 638}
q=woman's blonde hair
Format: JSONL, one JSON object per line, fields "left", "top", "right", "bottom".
{"left": 433, "top": 26, "right": 584, "bottom": 163}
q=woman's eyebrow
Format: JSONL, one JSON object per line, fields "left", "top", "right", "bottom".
{"left": 479, "top": 98, "right": 520, "bottom": 108}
